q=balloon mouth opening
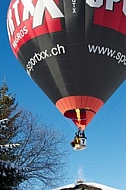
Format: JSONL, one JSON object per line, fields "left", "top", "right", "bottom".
{"left": 64, "top": 108, "right": 87, "bottom": 128}
{"left": 56, "top": 96, "right": 104, "bottom": 129}
{"left": 64, "top": 108, "right": 86, "bottom": 119}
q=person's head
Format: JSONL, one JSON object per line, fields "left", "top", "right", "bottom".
{"left": 70, "top": 141, "right": 75, "bottom": 147}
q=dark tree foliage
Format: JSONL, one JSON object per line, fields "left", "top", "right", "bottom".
{"left": 0, "top": 82, "right": 69, "bottom": 190}
{"left": 0, "top": 82, "right": 21, "bottom": 122}
{"left": 0, "top": 82, "right": 24, "bottom": 189}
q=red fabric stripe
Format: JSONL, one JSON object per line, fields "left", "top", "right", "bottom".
{"left": 94, "top": 1, "right": 126, "bottom": 35}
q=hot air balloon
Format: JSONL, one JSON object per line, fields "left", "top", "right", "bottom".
{"left": 7, "top": 0, "right": 126, "bottom": 150}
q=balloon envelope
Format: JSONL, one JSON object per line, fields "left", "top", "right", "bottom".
{"left": 7, "top": 0, "right": 126, "bottom": 130}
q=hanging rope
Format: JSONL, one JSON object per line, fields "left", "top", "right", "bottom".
{"left": 86, "top": 83, "right": 126, "bottom": 131}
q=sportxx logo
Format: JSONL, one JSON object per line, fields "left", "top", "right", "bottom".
{"left": 7, "top": 0, "right": 126, "bottom": 39}
{"left": 7, "top": 0, "right": 64, "bottom": 54}
{"left": 7, "top": 0, "right": 126, "bottom": 55}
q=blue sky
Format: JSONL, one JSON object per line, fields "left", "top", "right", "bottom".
{"left": 1, "top": 1, "right": 126, "bottom": 190}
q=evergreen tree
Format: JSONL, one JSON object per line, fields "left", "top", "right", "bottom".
{"left": 0, "top": 82, "right": 24, "bottom": 189}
